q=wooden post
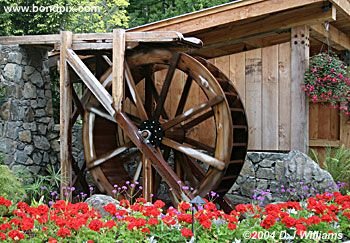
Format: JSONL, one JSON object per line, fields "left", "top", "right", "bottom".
{"left": 60, "top": 31, "right": 73, "bottom": 198}
{"left": 112, "top": 29, "right": 126, "bottom": 112}
{"left": 291, "top": 26, "right": 309, "bottom": 153}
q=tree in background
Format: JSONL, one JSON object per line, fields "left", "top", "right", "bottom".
{"left": 128, "top": 0, "right": 230, "bottom": 28}
{"left": 0, "top": 0, "right": 128, "bottom": 35}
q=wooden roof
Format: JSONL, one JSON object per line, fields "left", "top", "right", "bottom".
{"left": 0, "top": 0, "right": 349, "bottom": 58}
{"left": 131, "top": 0, "right": 350, "bottom": 58}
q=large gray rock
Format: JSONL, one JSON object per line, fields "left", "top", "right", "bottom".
{"left": 23, "top": 82, "right": 37, "bottom": 99}
{"left": 85, "top": 194, "right": 121, "bottom": 217}
{"left": 33, "top": 136, "right": 50, "bottom": 150}
{"left": 228, "top": 150, "right": 338, "bottom": 206}
{"left": 3, "top": 63, "right": 22, "bottom": 82}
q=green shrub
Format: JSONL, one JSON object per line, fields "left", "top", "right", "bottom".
{"left": 0, "top": 165, "right": 25, "bottom": 203}
{"left": 310, "top": 145, "right": 350, "bottom": 190}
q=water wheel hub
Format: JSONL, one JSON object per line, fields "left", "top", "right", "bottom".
{"left": 138, "top": 120, "right": 163, "bottom": 147}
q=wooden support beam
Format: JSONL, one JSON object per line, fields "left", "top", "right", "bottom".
{"left": 66, "top": 49, "right": 115, "bottom": 116}
{"left": 60, "top": 31, "right": 73, "bottom": 198}
{"left": 112, "top": 29, "right": 126, "bottom": 112}
{"left": 291, "top": 26, "right": 309, "bottom": 153}
{"left": 0, "top": 31, "right": 201, "bottom": 48}
{"left": 310, "top": 23, "right": 350, "bottom": 50}
{"left": 309, "top": 139, "right": 340, "bottom": 147}
{"left": 330, "top": 0, "right": 350, "bottom": 22}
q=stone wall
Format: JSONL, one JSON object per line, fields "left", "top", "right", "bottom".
{"left": 0, "top": 45, "right": 59, "bottom": 181}
{"left": 227, "top": 150, "right": 337, "bottom": 205}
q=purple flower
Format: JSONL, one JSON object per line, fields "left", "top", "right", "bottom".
{"left": 122, "top": 186, "right": 127, "bottom": 190}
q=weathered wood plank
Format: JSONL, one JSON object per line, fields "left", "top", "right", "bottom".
{"left": 310, "top": 24, "right": 350, "bottom": 50}
{"left": 290, "top": 26, "right": 309, "bottom": 152}
{"left": 309, "top": 103, "right": 319, "bottom": 140}
{"left": 330, "top": 106, "right": 340, "bottom": 140}
{"left": 318, "top": 104, "right": 331, "bottom": 139}
{"left": 60, "top": 31, "right": 73, "bottom": 198}
{"left": 215, "top": 56, "right": 230, "bottom": 76}
{"left": 262, "top": 45, "right": 279, "bottom": 150}
{"left": 309, "top": 139, "right": 340, "bottom": 147}
{"left": 229, "top": 53, "right": 246, "bottom": 105}
{"left": 245, "top": 49, "right": 262, "bottom": 150}
{"left": 278, "top": 42, "right": 291, "bottom": 150}
{"left": 340, "top": 114, "right": 350, "bottom": 147}
{"left": 112, "top": 29, "right": 126, "bottom": 113}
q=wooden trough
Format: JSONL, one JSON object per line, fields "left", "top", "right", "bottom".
{"left": 0, "top": 31, "right": 248, "bottom": 210}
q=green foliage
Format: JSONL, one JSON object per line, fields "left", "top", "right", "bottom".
{"left": 64, "top": 0, "right": 129, "bottom": 33}
{"left": 0, "top": 165, "right": 25, "bottom": 203}
{"left": 128, "top": 0, "right": 230, "bottom": 28}
{"left": 23, "top": 164, "right": 61, "bottom": 204}
{"left": 0, "top": 0, "right": 129, "bottom": 35}
{"left": 310, "top": 145, "right": 350, "bottom": 189}
{"left": 0, "top": 0, "right": 67, "bottom": 35}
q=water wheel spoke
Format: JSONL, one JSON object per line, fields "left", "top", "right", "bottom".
{"left": 125, "top": 62, "right": 148, "bottom": 120}
{"left": 153, "top": 53, "right": 180, "bottom": 120}
{"left": 144, "top": 69, "right": 154, "bottom": 117}
{"left": 184, "top": 137, "right": 215, "bottom": 154}
{"left": 182, "top": 110, "right": 214, "bottom": 130}
{"left": 174, "top": 152, "right": 200, "bottom": 187}
{"left": 72, "top": 67, "right": 112, "bottom": 123}
{"left": 87, "top": 106, "right": 117, "bottom": 123}
{"left": 162, "top": 137, "right": 225, "bottom": 171}
{"left": 125, "top": 112, "right": 142, "bottom": 125}
{"left": 115, "top": 112, "right": 192, "bottom": 201}
{"left": 162, "top": 96, "right": 224, "bottom": 131}
{"left": 142, "top": 155, "right": 153, "bottom": 201}
{"left": 88, "top": 141, "right": 134, "bottom": 170}
{"left": 72, "top": 87, "right": 84, "bottom": 117}
{"left": 175, "top": 75, "right": 193, "bottom": 116}
{"left": 150, "top": 81, "right": 169, "bottom": 120}
{"left": 133, "top": 160, "right": 143, "bottom": 183}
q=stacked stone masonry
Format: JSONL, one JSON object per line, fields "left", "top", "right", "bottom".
{"left": 0, "top": 45, "right": 59, "bottom": 181}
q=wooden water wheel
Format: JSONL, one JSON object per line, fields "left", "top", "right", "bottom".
{"left": 82, "top": 47, "right": 248, "bottom": 208}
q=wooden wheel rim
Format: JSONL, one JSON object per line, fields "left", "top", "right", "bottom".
{"left": 83, "top": 48, "right": 233, "bottom": 201}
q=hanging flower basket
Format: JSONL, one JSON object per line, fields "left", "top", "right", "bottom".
{"left": 304, "top": 52, "right": 350, "bottom": 114}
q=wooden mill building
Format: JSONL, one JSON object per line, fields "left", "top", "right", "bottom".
{"left": 132, "top": 0, "right": 350, "bottom": 153}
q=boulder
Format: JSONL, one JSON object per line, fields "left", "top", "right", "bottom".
{"left": 228, "top": 150, "right": 338, "bottom": 205}
{"left": 85, "top": 194, "right": 120, "bottom": 217}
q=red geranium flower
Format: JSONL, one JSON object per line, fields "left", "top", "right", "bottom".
{"left": 178, "top": 202, "right": 191, "bottom": 212}
{"left": 103, "top": 203, "right": 117, "bottom": 216}
{"left": 88, "top": 219, "right": 104, "bottom": 232}
{"left": 228, "top": 222, "right": 236, "bottom": 230}
{"left": 0, "top": 197, "right": 11, "bottom": 207}
{"left": 141, "top": 227, "right": 150, "bottom": 234}
{"left": 0, "top": 232, "right": 6, "bottom": 240}
{"left": 104, "top": 220, "right": 116, "bottom": 229}
{"left": 148, "top": 217, "right": 159, "bottom": 226}
{"left": 181, "top": 228, "right": 193, "bottom": 238}
{"left": 261, "top": 215, "right": 276, "bottom": 229}
{"left": 8, "top": 230, "right": 24, "bottom": 241}
{"left": 154, "top": 200, "right": 165, "bottom": 209}
{"left": 57, "top": 227, "right": 71, "bottom": 238}
{"left": 48, "top": 238, "right": 57, "bottom": 243}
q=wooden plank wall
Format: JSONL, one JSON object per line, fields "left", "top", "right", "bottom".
{"left": 211, "top": 42, "right": 292, "bottom": 151}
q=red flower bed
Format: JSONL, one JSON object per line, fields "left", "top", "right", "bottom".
{"left": 0, "top": 192, "right": 349, "bottom": 242}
